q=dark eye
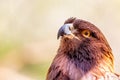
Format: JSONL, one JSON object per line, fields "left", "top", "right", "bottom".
{"left": 81, "top": 30, "right": 91, "bottom": 38}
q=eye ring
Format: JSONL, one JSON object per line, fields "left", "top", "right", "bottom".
{"left": 81, "top": 30, "right": 91, "bottom": 38}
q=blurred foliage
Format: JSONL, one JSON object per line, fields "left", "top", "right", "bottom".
{"left": 0, "top": 40, "right": 20, "bottom": 60}
{"left": 21, "top": 62, "right": 50, "bottom": 80}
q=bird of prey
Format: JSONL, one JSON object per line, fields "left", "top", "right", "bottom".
{"left": 46, "top": 18, "right": 120, "bottom": 80}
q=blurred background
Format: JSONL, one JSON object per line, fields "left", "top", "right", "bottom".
{"left": 0, "top": 0, "right": 120, "bottom": 80}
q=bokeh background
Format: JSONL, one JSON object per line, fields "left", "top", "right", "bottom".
{"left": 0, "top": 0, "right": 120, "bottom": 80}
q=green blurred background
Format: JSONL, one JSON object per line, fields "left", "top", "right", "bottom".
{"left": 0, "top": 0, "right": 120, "bottom": 80}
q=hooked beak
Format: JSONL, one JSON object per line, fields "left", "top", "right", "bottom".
{"left": 57, "top": 24, "right": 73, "bottom": 39}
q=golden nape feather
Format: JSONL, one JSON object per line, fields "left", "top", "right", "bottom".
{"left": 100, "top": 72, "right": 120, "bottom": 80}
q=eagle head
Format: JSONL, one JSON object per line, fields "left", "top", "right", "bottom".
{"left": 46, "top": 17, "right": 114, "bottom": 80}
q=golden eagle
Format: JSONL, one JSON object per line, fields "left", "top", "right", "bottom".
{"left": 46, "top": 18, "right": 120, "bottom": 80}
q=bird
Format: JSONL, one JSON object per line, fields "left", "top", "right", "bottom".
{"left": 46, "top": 17, "right": 120, "bottom": 80}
